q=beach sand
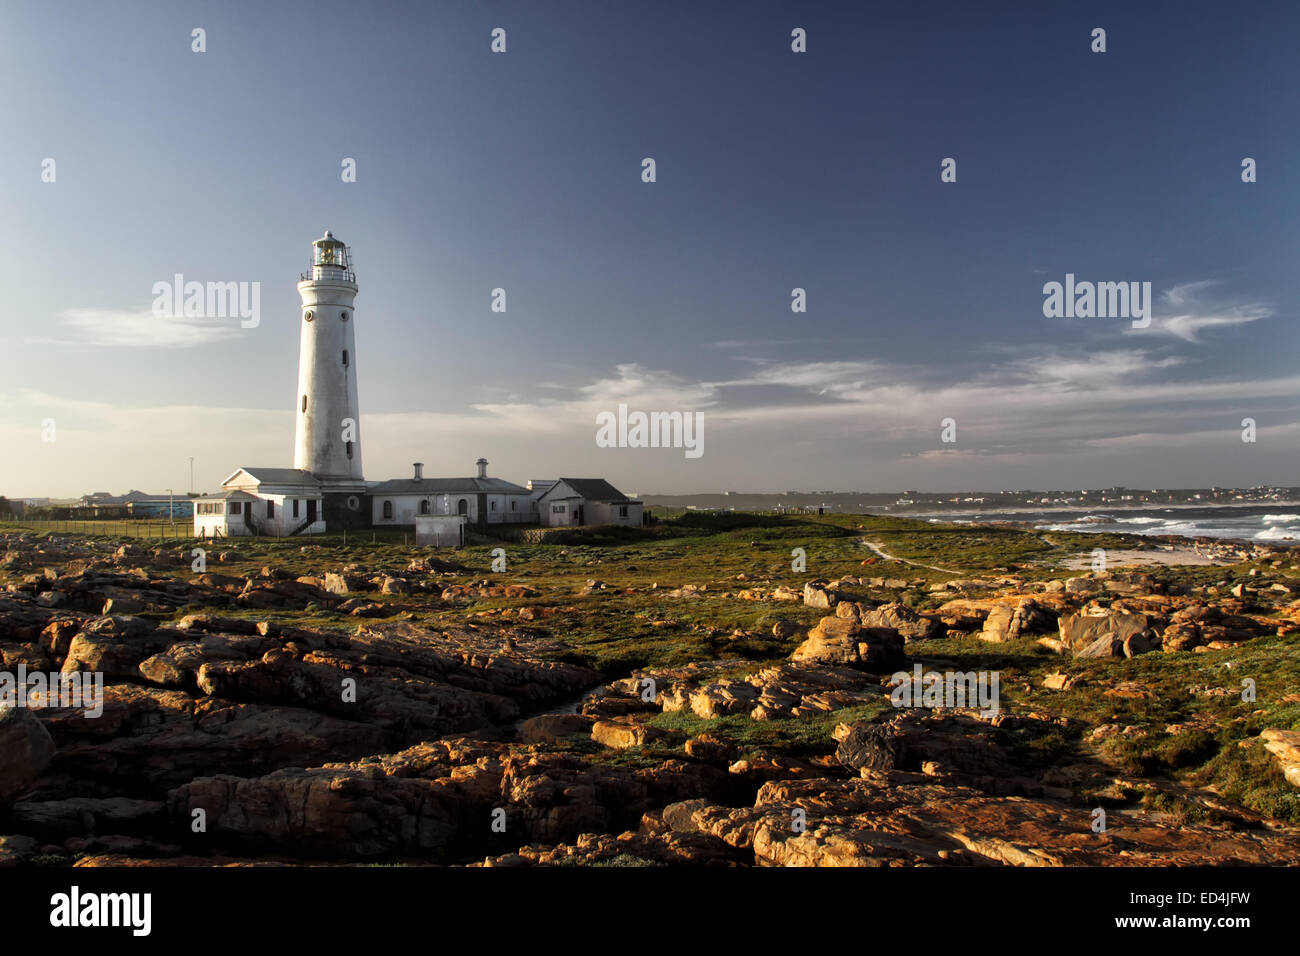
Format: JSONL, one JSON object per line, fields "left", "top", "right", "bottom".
{"left": 1061, "top": 547, "right": 1232, "bottom": 569}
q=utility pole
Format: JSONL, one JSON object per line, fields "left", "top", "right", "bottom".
{"left": 166, "top": 489, "right": 174, "bottom": 531}
{"left": 189, "top": 458, "right": 195, "bottom": 495}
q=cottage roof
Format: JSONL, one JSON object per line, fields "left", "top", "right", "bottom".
{"left": 368, "top": 476, "right": 529, "bottom": 496}
{"left": 222, "top": 467, "right": 322, "bottom": 489}
{"left": 541, "top": 478, "right": 637, "bottom": 503}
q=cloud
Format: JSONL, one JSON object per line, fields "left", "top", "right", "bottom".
{"left": 1161, "top": 280, "right": 1220, "bottom": 308}
{"left": 1131, "top": 303, "right": 1272, "bottom": 343}
{"left": 5, "top": 344, "right": 1298, "bottom": 496}
{"left": 30, "top": 309, "right": 241, "bottom": 349}
{"left": 1129, "top": 281, "right": 1273, "bottom": 343}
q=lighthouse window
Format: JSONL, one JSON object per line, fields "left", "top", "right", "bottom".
{"left": 340, "top": 311, "right": 349, "bottom": 321}
{"left": 342, "top": 350, "right": 349, "bottom": 367}
{"left": 301, "top": 395, "right": 307, "bottom": 413}
{"left": 345, "top": 441, "right": 353, "bottom": 459}
{"left": 304, "top": 310, "right": 313, "bottom": 321}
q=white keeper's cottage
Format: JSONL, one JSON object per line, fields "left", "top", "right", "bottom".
{"left": 193, "top": 468, "right": 326, "bottom": 538}
{"left": 536, "top": 478, "right": 643, "bottom": 528}
{"left": 370, "top": 459, "right": 533, "bottom": 527}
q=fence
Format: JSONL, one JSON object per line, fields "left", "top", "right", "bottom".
{"left": 0, "top": 517, "right": 197, "bottom": 542}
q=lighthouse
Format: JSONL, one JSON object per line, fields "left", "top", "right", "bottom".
{"left": 293, "top": 231, "right": 365, "bottom": 488}
{"left": 196, "top": 230, "right": 638, "bottom": 541}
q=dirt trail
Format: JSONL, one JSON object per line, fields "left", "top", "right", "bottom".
{"left": 861, "top": 540, "right": 962, "bottom": 575}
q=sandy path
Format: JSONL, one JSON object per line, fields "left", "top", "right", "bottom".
{"left": 862, "top": 540, "right": 961, "bottom": 575}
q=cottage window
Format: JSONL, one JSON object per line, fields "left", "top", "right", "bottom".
{"left": 228, "top": 503, "right": 239, "bottom": 515}
{"left": 267, "top": 500, "right": 275, "bottom": 518}
{"left": 490, "top": 499, "right": 497, "bottom": 511}
{"left": 618, "top": 505, "right": 628, "bottom": 518}
{"left": 510, "top": 499, "right": 516, "bottom": 510}
{"left": 457, "top": 499, "right": 468, "bottom": 515}
{"left": 292, "top": 499, "right": 300, "bottom": 518}
{"left": 383, "top": 500, "right": 393, "bottom": 519}
{"left": 552, "top": 504, "right": 566, "bottom": 514}
{"left": 419, "top": 500, "right": 430, "bottom": 515}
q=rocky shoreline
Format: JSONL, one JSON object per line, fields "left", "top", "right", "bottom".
{"left": 2, "top": 528, "right": 1299, "bottom": 867}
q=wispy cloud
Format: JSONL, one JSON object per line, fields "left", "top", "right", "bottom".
{"left": 1132, "top": 303, "right": 1272, "bottom": 343}
{"left": 30, "top": 309, "right": 241, "bottom": 349}
{"left": 1129, "top": 281, "right": 1273, "bottom": 343}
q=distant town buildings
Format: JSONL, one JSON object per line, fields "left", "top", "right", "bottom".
{"left": 77, "top": 491, "right": 191, "bottom": 519}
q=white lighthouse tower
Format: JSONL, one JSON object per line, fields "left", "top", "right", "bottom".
{"left": 293, "top": 231, "right": 365, "bottom": 490}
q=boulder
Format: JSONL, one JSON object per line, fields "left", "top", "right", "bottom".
{"left": 836, "top": 722, "right": 906, "bottom": 773}
{"left": 803, "top": 581, "right": 838, "bottom": 609}
{"left": 1260, "top": 729, "right": 1300, "bottom": 787}
{"left": 61, "top": 621, "right": 172, "bottom": 680}
{"left": 0, "top": 706, "right": 56, "bottom": 809}
{"left": 791, "top": 617, "right": 905, "bottom": 671}
{"left": 1161, "top": 623, "right": 1205, "bottom": 653}
{"left": 591, "top": 719, "right": 668, "bottom": 749}
{"left": 1123, "top": 631, "right": 1157, "bottom": 657}
{"left": 861, "top": 603, "right": 944, "bottom": 642}
{"left": 1075, "top": 633, "right": 1124, "bottom": 659}
{"left": 322, "top": 572, "right": 351, "bottom": 596}
{"left": 979, "top": 598, "right": 1054, "bottom": 643}
{"left": 1058, "top": 611, "right": 1148, "bottom": 654}
{"left": 517, "top": 713, "right": 594, "bottom": 744}
{"left": 771, "top": 619, "right": 800, "bottom": 640}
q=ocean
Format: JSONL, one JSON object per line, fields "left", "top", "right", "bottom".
{"left": 915, "top": 504, "right": 1300, "bottom": 544}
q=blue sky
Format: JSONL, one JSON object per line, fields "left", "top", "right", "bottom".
{"left": 2, "top": 0, "right": 1297, "bottom": 497}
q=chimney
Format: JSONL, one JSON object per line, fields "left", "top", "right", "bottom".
{"left": 413, "top": 462, "right": 424, "bottom": 481}
{"left": 475, "top": 458, "right": 488, "bottom": 479}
